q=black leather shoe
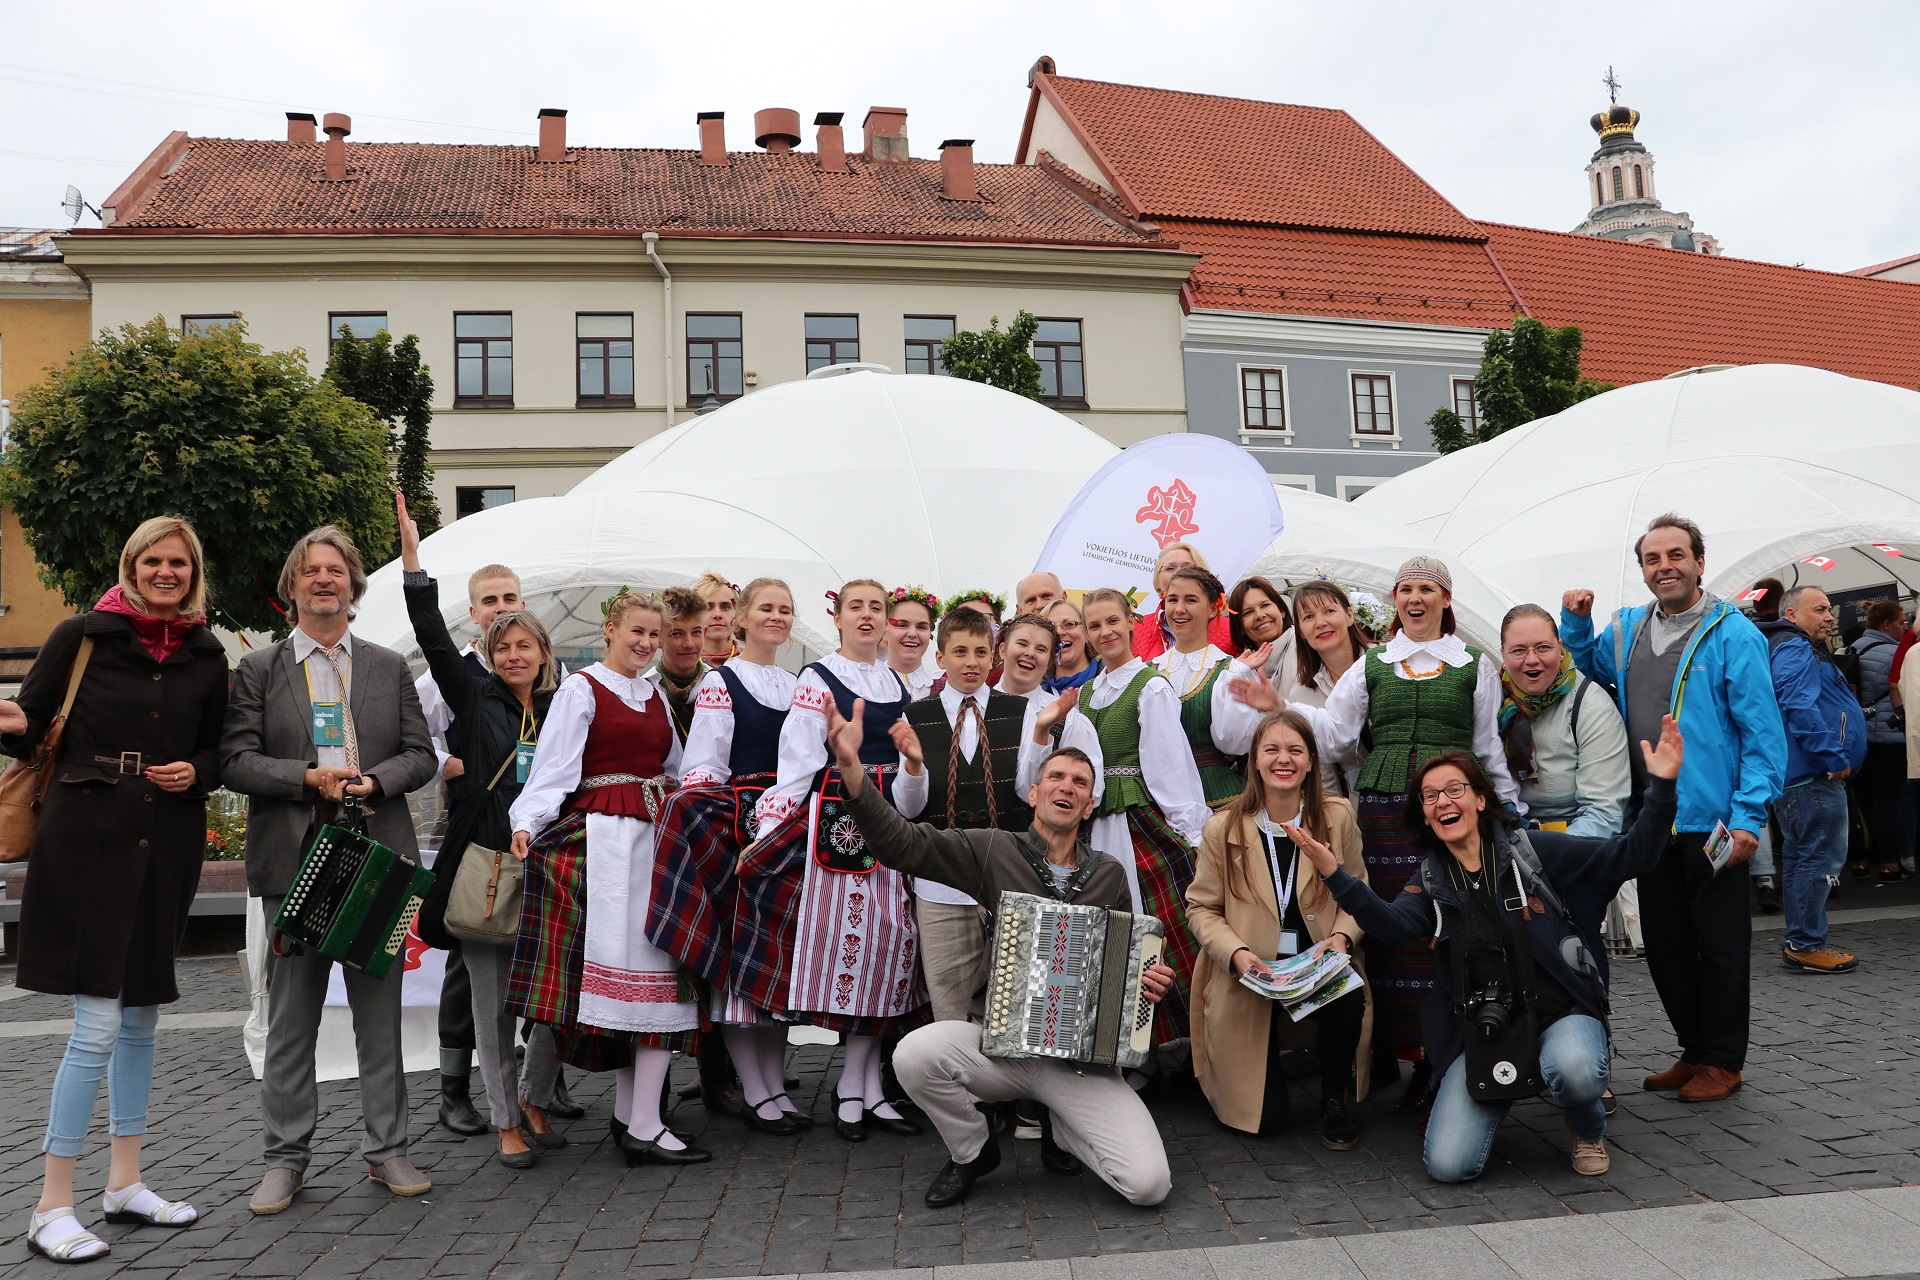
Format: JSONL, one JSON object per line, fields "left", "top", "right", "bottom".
{"left": 767, "top": 1092, "right": 813, "bottom": 1128}
{"left": 833, "top": 1093, "right": 867, "bottom": 1143}
{"left": 545, "top": 1070, "right": 586, "bottom": 1120}
{"left": 1394, "top": 1060, "right": 1435, "bottom": 1115}
{"left": 925, "top": 1134, "right": 1001, "bottom": 1207}
{"left": 1038, "top": 1111, "right": 1081, "bottom": 1176}
{"left": 864, "top": 1107, "right": 923, "bottom": 1137}
{"left": 1320, "top": 1096, "right": 1359, "bottom": 1151}
{"left": 619, "top": 1130, "right": 712, "bottom": 1167}
{"left": 497, "top": 1137, "right": 540, "bottom": 1169}
{"left": 438, "top": 1074, "right": 488, "bottom": 1137}
{"left": 742, "top": 1102, "right": 802, "bottom": 1136}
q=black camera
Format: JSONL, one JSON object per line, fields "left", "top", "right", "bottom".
{"left": 1472, "top": 981, "right": 1513, "bottom": 1040}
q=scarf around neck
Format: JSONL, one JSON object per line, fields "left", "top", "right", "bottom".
{"left": 94, "top": 584, "right": 202, "bottom": 665}
{"left": 1497, "top": 651, "right": 1576, "bottom": 781}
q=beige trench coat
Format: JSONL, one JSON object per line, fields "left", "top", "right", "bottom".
{"left": 1185, "top": 796, "right": 1375, "bottom": 1133}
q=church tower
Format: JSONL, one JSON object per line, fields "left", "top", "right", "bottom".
{"left": 1571, "top": 70, "right": 1719, "bottom": 254}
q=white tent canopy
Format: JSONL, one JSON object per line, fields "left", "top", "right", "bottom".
{"left": 354, "top": 368, "right": 1121, "bottom": 664}
{"left": 1356, "top": 364, "right": 1920, "bottom": 620}
{"left": 1246, "top": 485, "right": 1514, "bottom": 648}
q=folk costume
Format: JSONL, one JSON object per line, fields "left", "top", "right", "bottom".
{"left": 1289, "top": 630, "right": 1517, "bottom": 1058}
{"left": 1271, "top": 628, "right": 1366, "bottom": 797}
{"left": 1151, "top": 644, "right": 1262, "bottom": 808}
{"left": 1077, "top": 657, "right": 1211, "bottom": 1044}
{"left": 1132, "top": 607, "right": 1235, "bottom": 664}
{"left": 505, "top": 664, "right": 696, "bottom": 1148}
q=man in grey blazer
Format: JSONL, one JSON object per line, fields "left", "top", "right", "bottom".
{"left": 221, "top": 526, "right": 438, "bottom": 1215}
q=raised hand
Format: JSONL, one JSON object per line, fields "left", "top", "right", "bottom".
{"left": 1033, "top": 687, "right": 1079, "bottom": 743}
{"left": 1282, "top": 821, "right": 1340, "bottom": 878}
{"left": 1227, "top": 668, "right": 1283, "bottom": 714}
{"left": 1639, "top": 714, "right": 1684, "bottom": 781}
{"left": 397, "top": 491, "right": 423, "bottom": 572}
{"left": 889, "top": 716, "right": 925, "bottom": 770}
{"left": 1239, "top": 641, "right": 1273, "bottom": 673}
{"left": 825, "top": 699, "right": 866, "bottom": 774}
{"left": 1562, "top": 589, "right": 1595, "bottom": 618}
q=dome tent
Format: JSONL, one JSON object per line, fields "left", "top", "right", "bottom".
{"left": 1245, "top": 485, "right": 1514, "bottom": 649}
{"left": 352, "top": 368, "right": 1121, "bottom": 664}
{"left": 1355, "top": 364, "right": 1920, "bottom": 620}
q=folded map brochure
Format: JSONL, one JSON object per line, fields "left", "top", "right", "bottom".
{"left": 1703, "top": 820, "right": 1734, "bottom": 873}
{"left": 1238, "top": 946, "right": 1364, "bottom": 1020}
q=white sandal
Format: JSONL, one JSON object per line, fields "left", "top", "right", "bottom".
{"left": 101, "top": 1183, "right": 198, "bottom": 1228}
{"left": 25, "top": 1208, "right": 109, "bottom": 1263}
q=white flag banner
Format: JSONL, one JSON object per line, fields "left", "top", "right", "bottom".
{"left": 1032, "top": 434, "right": 1285, "bottom": 595}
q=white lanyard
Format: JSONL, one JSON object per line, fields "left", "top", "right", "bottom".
{"left": 1258, "top": 825, "right": 1298, "bottom": 921}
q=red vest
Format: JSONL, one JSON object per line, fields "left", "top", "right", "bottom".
{"left": 569, "top": 674, "right": 673, "bottom": 819}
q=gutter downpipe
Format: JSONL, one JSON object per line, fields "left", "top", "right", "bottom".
{"left": 643, "top": 232, "right": 674, "bottom": 429}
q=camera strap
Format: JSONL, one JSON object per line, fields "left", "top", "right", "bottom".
{"left": 1446, "top": 849, "right": 1547, "bottom": 1102}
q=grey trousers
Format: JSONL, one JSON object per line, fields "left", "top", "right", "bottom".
{"left": 893, "top": 1021, "right": 1172, "bottom": 1206}
{"left": 260, "top": 896, "right": 407, "bottom": 1173}
{"left": 462, "top": 941, "right": 561, "bottom": 1129}
{"left": 915, "top": 900, "right": 990, "bottom": 1024}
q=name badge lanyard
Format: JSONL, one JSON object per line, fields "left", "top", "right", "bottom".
{"left": 304, "top": 659, "right": 347, "bottom": 748}
{"left": 1259, "top": 825, "right": 1304, "bottom": 957}
{"left": 515, "top": 704, "right": 539, "bottom": 784}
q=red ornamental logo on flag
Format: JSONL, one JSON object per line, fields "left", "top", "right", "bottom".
{"left": 1135, "top": 479, "right": 1200, "bottom": 548}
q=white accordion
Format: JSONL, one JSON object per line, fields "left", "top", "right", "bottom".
{"left": 980, "top": 891, "right": 1164, "bottom": 1070}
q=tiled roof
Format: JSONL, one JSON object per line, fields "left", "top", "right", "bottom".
{"left": 1036, "top": 73, "right": 1484, "bottom": 240}
{"left": 0, "top": 227, "right": 63, "bottom": 260}
{"left": 96, "top": 139, "right": 1163, "bottom": 247}
{"left": 1849, "top": 250, "right": 1920, "bottom": 278}
{"left": 1172, "top": 221, "right": 1517, "bottom": 325}
{"left": 1481, "top": 223, "right": 1920, "bottom": 387}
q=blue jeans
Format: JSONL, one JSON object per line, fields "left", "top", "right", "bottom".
{"left": 43, "top": 996, "right": 159, "bottom": 1159}
{"left": 1750, "top": 824, "right": 1776, "bottom": 878}
{"left": 1424, "top": 1013, "right": 1609, "bottom": 1184}
{"left": 1776, "top": 778, "right": 1847, "bottom": 952}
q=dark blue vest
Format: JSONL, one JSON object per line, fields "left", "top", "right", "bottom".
{"left": 808, "top": 662, "right": 909, "bottom": 768}
{"left": 717, "top": 665, "right": 788, "bottom": 778}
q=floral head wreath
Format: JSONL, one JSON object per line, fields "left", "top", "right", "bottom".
{"left": 1307, "top": 572, "right": 1394, "bottom": 637}
{"left": 888, "top": 584, "right": 942, "bottom": 621}
{"left": 942, "top": 588, "right": 1007, "bottom": 619}
{"left": 599, "top": 586, "right": 634, "bottom": 618}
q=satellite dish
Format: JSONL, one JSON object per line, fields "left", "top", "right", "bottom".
{"left": 61, "top": 185, "right": 101, "bottom": 225}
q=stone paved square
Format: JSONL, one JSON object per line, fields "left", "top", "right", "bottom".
{"left": 0, "top": 895, "right": 1915, "bottom": 1278}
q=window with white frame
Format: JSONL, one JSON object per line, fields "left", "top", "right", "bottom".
{"left": 1350, "top": 373, "right": 1395, "bottom": 436}
{"left": 1451, "top": 377, "right": 1479, "bottom": 435}
{"left": 1240, "top": 367, "right": 1288, "bottom": 432}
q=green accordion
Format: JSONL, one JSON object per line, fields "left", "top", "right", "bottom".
{"left": 272, "top": 801, "right": 434, "bottom": 978}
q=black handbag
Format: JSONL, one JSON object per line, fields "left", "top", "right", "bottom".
{"left": 1449, "top": 860, "right": 1546, "bottom": 1102}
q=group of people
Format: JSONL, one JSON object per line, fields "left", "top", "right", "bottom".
{"left": 6, "top": 501, "right": 1870, "bottom": 1260}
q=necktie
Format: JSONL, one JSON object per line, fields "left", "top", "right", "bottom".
{"left": 946, "top": 697, "right": 998, "bottom": 829}
{"left": 319, "top": 645, "right": 359, "bottom": 776}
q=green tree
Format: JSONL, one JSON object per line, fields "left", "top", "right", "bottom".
{"left": 0, "top": 317, "right": 397, "bottom": 634}
{"left": 1427, "top": 315, "right": 1612, "bottom": 454}
{"left": 326, "top": 325, "right": 441, "bottom": 535}
{"left": 939, "top": 311, "right": 1043, "bottom": 400}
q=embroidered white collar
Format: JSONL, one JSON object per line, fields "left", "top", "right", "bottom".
{"left": 1377, "top": 632, "right": 1472, "bottom": 669}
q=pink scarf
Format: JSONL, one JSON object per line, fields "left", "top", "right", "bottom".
{"left": 94, "top": 585, "right": 202, "bottom": 664}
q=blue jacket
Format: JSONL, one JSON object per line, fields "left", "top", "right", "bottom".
{"left": 1561, "top": 599, "right": 1785, "bottom": 835}
{"left": 1759, "top": 620, "right": 1868, "bottom": 785}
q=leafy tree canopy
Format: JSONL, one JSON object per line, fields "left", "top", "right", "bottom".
{"left": 939, "top": 311, "right": 1043, "bottom": 400}
{"left": 0, "top": 316, "right": 396, "bottom": 634}
{"left": 326, "top": 326, "right": 441, "bottom": 535}
{"left": 1429, "top": 315, "right": 1613, "bottom": 454}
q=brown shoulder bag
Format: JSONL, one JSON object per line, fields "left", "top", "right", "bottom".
{"left": 0, "top": 637, "right": 96, "bottom": 863}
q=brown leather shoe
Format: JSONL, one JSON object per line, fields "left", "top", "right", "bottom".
{"left": 1678, "top": 1065, "right": 1743, "bottom": 1102}
{"left": 1642, "top": 1060, "right": 1700, "bottom": 1092}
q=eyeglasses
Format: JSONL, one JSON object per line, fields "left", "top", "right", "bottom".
{"left": 1419, "top": 781, "right": 1472, "bottom": 806}
{"left": 1503, "top": 643, "right": 1559, "bottom": 661}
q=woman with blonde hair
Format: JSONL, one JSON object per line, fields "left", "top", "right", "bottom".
{"left": 1, "top": 516, "right": 229, "bottom": 1260}
{"left": 1132, "top": 541, "right": 1235, "bottom": 661}
{"left": 1186, "top": 711, "right": 1372, "bottom": 1145}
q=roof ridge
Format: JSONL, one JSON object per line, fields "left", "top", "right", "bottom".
{"left": 1480, "top": 220, "right": 1920, "bottom": 285}
{"left": 1048, "top": 73, "right": 1351, "bottom": 117}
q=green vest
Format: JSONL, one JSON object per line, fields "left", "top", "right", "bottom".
{"left": 905, "top": 691, "right": 1034, "bottom": 831}
{"left": 1353, "top": 644, "right": 1482, "bottom": 796}
{"left": 1170, "top": 656, "right": 1245, "bottom": 807}
{"left": 1080, "top": 665, "right": 1165, "bottom": 818}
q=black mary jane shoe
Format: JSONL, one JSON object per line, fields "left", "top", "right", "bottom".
{"left": 741, "top": 1100, "right": 803, "bottom": 1136}
{"left": 619, "top": 1129, "right": 712, "bottom": 1168}
{"left": 611, "top": 1117, "right": 696, "bottom": 1146}
{"left": 766, "top": 1092, "right": 813, "bottom": 1128}
{"left": 833, "top": 1093, "right": 867, "bottom": 1143}
{"left": 1038, "top": 1112, "right": 1082, "bottom": 1177}
{"left": 863, "top": 1106, "right": 923, "bottom": 1138}
{"left": 924, "top": 1133, "right": 1001, "bottom": 1208}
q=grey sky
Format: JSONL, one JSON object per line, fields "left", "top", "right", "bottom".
{"left": 5, "top": 0, "right": 1915, "bottom": 272}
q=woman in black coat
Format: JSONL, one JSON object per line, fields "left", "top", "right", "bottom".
{"left": 397, "top": 496, "right": 559, "bottom": 1167}
{"left": 0, "top": 517, "right": 229, "bottom": 1262}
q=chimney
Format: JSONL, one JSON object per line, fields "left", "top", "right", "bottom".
{"left": 697, "top": 112, "right": 727, "bottom": 166}
{"left": 538, "top": 108, "right": 567, "bottom": 162}
{"left": 754, "top": 108, "right": 802, "bottom": 155}
{"left": 286, "top": 112, "right": 317, "bottom": 144}
{"left": 814, "top": 112, "right": 847, "bottom": 172}
{"left": 939, "top": 139, "right": 978, "bottom": 201}
{"left": 322, "top": 113, "right": 351, "bottom": 180}
{"left": 862, "top": 106, "right": 908, "bottom": 163}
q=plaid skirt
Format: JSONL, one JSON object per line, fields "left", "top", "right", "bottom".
{"left": 507, "top": 811, "right": 699, "bottom": 1071}
{"left": 1124, "top": 806, "right": 1201, "bottom": 1046}
{"left": 1357, "top": 790, "right": 1435, "bottom": 1056}
{"left": 647, "top": 784, "right": 747, "bottom": 987}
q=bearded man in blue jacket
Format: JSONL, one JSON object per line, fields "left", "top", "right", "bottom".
{"left": 1561, "top": 513, "right": 1786, "bottom": 1103}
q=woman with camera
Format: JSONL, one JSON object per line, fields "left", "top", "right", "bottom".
{"left": 1285, "top": 714, "right": 1685, "bottom": 1183}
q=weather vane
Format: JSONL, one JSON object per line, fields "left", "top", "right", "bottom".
{"left": 1603, "top": 66, "right": 1621, "bottom": 104}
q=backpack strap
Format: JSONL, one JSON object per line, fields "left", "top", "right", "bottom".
{"left": 1567, "top": 676, "right": 1592, "bottom": 746}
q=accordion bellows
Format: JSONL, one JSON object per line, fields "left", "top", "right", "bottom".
{"left": 981, "top": 891, "right": 1164, "bottom": 1070}
{"left": 273, "top": 819, "right": 433, "bottom": 978}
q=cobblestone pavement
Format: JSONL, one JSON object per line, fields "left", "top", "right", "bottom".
{"left": 0, "top": 894, "right": 1915, "bottom": 1279}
